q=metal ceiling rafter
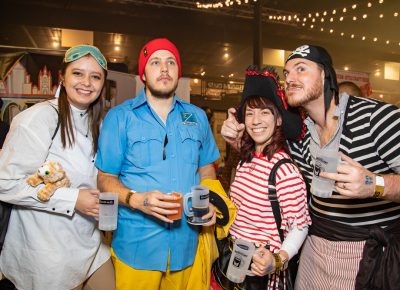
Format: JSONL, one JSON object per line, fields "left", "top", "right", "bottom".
{"left": 117, "top": 0, "right": 298, "bottom": 25}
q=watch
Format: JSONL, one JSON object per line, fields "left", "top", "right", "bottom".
{"left": 125, "top": 190, "right": 136, "bottom": 206}
{"left": 373, "top": 175, "right": 385, "bottom": 198}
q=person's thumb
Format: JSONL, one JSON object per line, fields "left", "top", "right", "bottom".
{"left": 237, "top": 123, "right": 245, "bottom": 131}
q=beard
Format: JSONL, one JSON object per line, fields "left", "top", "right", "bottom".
{"left": 286, "top": 80, "right": 323, "bottom": 107}
{"left": 147, "top": 80, "right": 178, "bottom": 99}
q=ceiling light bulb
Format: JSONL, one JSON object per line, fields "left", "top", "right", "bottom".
{"left": 115, "top": 46, "right": 120, "bottom": 51}
{"left": 373, "top": 37, "right": 378, "bottom": 42}
{"left": 330, "top": 29, "right": 334, "bottom": 33}
{"left": 375, "top": 72, "right": 380, "bottom": 76}
{"left": 339, "top": 16, "right": 343, "bottom": 21}
{"left": 394, "top": 12, "right": 398, "bottom": 17}
{"left": 352, "top": 4, "right": 357, "bottom": 9}
{"left": 52, "top": 41, "right": 59, "bottom": 48}
{"left": 353, "top": 16, "right": 357, "bottom": 21}
{"left": 379, "top": 14, "right": 383, "bottom": 18}
{"left": 193, "top": 78, "right": 199, "bottom": 84}
{"left": 343, "top": 8, "right": 347, "bottom": 13}
{"left": 344, "top": 67, "right": 349, "bottom": 71}
{"left": 351, "top": 34, "right": 355, "bottom": 38}
{"left": 379, "top": 0, "right": 383, "bottom": 3}
{"left": 332, "top": 9, "right": 336, "bottom": 14}
{"left": 323, "top": 11, "right": 327, "bottom": 16}
{"left": 363, "top": 14, "right": 367, "bottom": 19}
{"left": 386, "top": 40, "right": 390, "bottom": 44}
{"left": 224, "top": 53, "right": 229, "bottom": 59}
{"left": 310, "top": 24, "right": 314, "bottom": 28}
{"left": 320, "top": 28, "right": 324, "bottom": 31}
{"left": 321, "top": 18, "right": 324, "bottom": 22}
{"left": 201, "top": 71, "right": 206, "bottom": 76}
{"left": 367, "top": 2, "right": 372, "bottom": 7}
{"left": 341, "top": 32, "right": 344, "bottom": 36}
{"left": 362, "top": 36, "right": 366, "bottom": 40}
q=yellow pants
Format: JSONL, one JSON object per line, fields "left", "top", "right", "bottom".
{"left": 111, "top": 249, "right": 194, "bottom": 290}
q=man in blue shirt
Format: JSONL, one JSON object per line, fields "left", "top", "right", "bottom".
{"left": 96, "top": 38, "right": 220, "bottom": 290}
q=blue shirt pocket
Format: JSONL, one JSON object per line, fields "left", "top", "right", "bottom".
{"left": 126, "top": 128, "right": 164, "bottom": 168}
{"left": 178, "top": 125, "right": 202, "bottom": 165}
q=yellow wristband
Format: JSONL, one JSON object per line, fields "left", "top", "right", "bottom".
{"left": 373, "top": 175, "right": 385, "bottom": 199}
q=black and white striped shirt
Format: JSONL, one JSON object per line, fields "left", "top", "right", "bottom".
{"left": 288, "top": 96, "right": 400, "bottom": 227}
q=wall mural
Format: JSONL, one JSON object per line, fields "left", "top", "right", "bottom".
{"left": 0, "top": 52, "right": 62, "bottom": 124}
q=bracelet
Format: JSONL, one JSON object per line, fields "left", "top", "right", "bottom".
{"left": 125, "top": 190, "right": 135, "bottom": 206}
{"left": 272, "top": 253, "right": 283, "bottom": 273}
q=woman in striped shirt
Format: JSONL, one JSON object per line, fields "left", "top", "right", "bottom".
{"left": 214, "top": 67, "right": 311, "bottom": 290}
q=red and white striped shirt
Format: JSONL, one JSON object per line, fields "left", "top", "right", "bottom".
{"left": 229, "top": 150, "right": 311, "bottom": 251}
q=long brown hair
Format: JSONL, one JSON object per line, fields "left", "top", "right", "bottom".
{"left": 58, "top": 58, "right": 107, "bottom": 156}
{"left": 239, "top": 96, "right": 289, "bottom": 165}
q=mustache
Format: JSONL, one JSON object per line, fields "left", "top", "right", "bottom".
{"left": 286, "top": 83, "right": 302, "bottom": 90}
{"left": 157, "top": 74, "right": 172, "bottom": 81}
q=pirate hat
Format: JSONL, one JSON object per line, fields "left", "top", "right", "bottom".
{"left": 237, "top": 66, "right": 304, "bottom": 141}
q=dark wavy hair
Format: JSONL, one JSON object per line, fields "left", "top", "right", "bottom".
{"left": 239, "top": 96, "right": 289, "bottom": 165}
{"left": 58, "top": 57, "right": 107, "bottom": 156}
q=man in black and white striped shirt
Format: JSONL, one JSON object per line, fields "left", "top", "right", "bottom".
{"left": 221, "top": 45, "right": 400, "bottom": 290}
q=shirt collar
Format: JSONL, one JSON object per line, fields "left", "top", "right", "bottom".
{"left": 129, "top": 88, "right": 183, "bottom": 110}
{"left": 253, "top": 151, "right": 264, "bottom": 158}
{"left": 304, "top": 93, "right": 349, "bottom": 127}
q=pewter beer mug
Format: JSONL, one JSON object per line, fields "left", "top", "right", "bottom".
{"left": 183, "top": 185, "right": 210, "bottom": 224}
{"left": 311, "top": 148, "right": 340, "bottom": 198}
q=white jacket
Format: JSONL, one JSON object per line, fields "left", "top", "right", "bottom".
{"left": 0, "top": 99, "right": 110, "bottom": 290}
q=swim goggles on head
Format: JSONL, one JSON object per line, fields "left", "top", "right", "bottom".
{"left": 64, "top": 45, "right": 108, "bottom": 70}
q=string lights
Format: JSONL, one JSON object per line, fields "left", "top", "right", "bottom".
{"left": 268, "top": 1, "right": 399, "bottom": 47}
{"left": 196, "top": 0, "right": 257, "bottom": 9}
{"left": 197, "top": 0, "right": 399, "bottom": 47}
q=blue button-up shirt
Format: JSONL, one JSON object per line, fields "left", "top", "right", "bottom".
{"left": 96, "top": 89, "right": 219, "bottom": 271}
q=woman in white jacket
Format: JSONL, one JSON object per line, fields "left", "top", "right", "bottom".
{"left": 0, "top": 45, "right": 115, "bottom": 290}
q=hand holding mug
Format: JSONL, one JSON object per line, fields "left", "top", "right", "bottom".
{"left": 135, "top": 190, "right": 180, "bottom": 223}
{"left": 183, "top": 185, "right": 211, "bottom": 225}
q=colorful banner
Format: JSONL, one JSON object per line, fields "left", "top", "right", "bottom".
{"left": 335, "top": 69, "right": 372, "bottom": 96}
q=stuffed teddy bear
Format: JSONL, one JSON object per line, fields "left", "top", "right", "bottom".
{"left": 27, "top": 160, "right": 70, "bottom": 202}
